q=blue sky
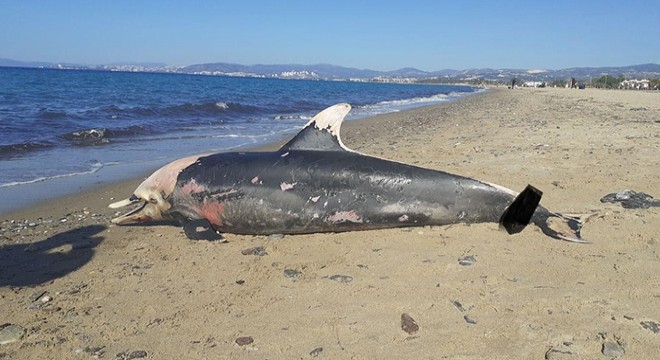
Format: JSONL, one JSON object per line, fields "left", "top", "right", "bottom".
{"left": 1, "top": 0, "right": 658, "bottom": 71}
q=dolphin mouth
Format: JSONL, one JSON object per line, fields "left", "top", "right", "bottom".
{"left": 109, "top": 195, "right": 147, "bottom": 224}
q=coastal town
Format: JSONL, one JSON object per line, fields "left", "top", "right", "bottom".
{"left": 2, "top": 58, "right": 658, "bottom": 89}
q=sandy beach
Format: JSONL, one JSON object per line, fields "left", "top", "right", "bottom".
{"left": 1, "top": 87, "right": 659, "bottom": 359}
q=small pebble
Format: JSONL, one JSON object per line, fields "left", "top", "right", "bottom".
{"left": 463, "top": 315, "right": 477, "bottom": 325}
{"left": 400, "top": 313, "right": 419, "bottom": 334}
{"left": 0, "top": 324, "right": 26, "bottom": 345}
{"left": 640, "top": 320, "right": 659, "bottom": 333}
{"left": 602, "top": 342, "right": 624, "bottom": 357}
{"left": 83, "top": 345, "right": 105, "bottom": 357}
{"left": 310, "top": 347, "right": 323, "bottom": 357}
{"left": 241, "top": 246, "right": 268, "bottom": 256}
{"left": 236, "top": 280, "right": 245, "bottom": 285}
{"left": 116, "top": 350, "right": 148, "bottom": 359}
{"left": 283, "top": 269, "right": 302, "bottom": 279}
{"left": 328, "top": 275, "right": 353, "bottom": 283}
{"left": 451, "top": 300, "right": 466, "bottom": 312}
{"left": 235, "top": 336, "right": 254, "bottom": 346}
{"left": 458, "top": 255, "right": 476, "bottom": 266}
{"left": 128, "top": 350, "right": 148, "bottom": 359}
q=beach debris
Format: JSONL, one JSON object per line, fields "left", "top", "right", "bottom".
{"left": 27, "top": 291, "right": 52, "bottom": 310}
{"left": 0, "top": 324, "right": 26, "bottom": 345}
{"left": 600, "top": 189, "right": 660, "bottom": 209}
{"left": 400, "top": 313, "right": 419, "bottom": 334}
{"left": 601, "top": 342, "right": 625, "bottom": 357}
{"left": 463, "top": 315, "right": 477, "bottom": 325}
{"left": 544, "top": 346, "right": 574, "bottom": 360}
{"left": 283, "top": 268, "right": 302, "bottom": 279}
{"left": 328, "top": 275, "right": 353, "bottom": 283}
{"left": 235, "top": 336, "right": 254, "bottom": 346}
{"left": 640, "top": 320, "right": 660, "bottom": 334}
{"left": 458, "top": 255, "right": 476, "bottom": 266}
{"left": 310, "top": 347, "right": 323, "bottom": 357}
{"left": 235, "top": 280, "right": 245, "bottom": 285}
{"left": 241, "top": 246, "right": 268, "bottom": 256}
{"left": 116, "top": 350, "right": 148, "bottom": 359}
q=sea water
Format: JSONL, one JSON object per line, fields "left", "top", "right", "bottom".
{"left": 0, "top": 67, "right": 478, "bottom": 212}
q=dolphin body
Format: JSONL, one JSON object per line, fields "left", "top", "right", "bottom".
{"left": 110, "top": 104, "right": 587, "bottom": 243}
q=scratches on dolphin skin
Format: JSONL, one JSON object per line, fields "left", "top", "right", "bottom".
{"left": 181, "top": 179, "right": 206, "bottom": 194}
{"left": 251, "top": 176, "right": 261, "bottom": 185}
{"left": 210, "top": 189, "right": 241, "bottom": 201}
{"left": 280, "top": 151, "right": 289, "bottom": 157}
{"left": 310, "top": 195, "right": 321, "bottom": 203}
{"left": 326, "top": 210, "right": 363, "bottom": 224}
{"left": 399, "top": 214, "right": 410, "bottom": 222}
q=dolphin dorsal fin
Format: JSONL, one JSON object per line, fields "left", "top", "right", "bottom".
{"left": 281, "top": 103, "right": 351, "bottom": 152}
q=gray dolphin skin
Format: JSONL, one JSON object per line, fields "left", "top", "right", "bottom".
{"left": 110, "top": 104, "right": 588, "bottom": 243}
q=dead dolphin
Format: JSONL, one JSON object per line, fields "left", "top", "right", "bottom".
{"left": 110, "top": 104, "right": 588, "bottom": 243}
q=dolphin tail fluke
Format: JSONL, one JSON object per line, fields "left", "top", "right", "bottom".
{"left": 499, "top": 185, "right": 590, "bottom": 243}
{"left": 534, "top": 212, "right": 591, "bottom": 243}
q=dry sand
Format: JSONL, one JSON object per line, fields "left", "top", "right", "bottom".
{"left": 1, "top": 87, "right": 659, "bottom": 359}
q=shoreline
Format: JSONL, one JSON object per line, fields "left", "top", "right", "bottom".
{"left": 0, "top": 90, "right": 486, "bottom": 216}
{"left": 1, "top": 87, "right": 658, "bottom": 359}
{"left": 0, "top": 89, "right": 482, "bottom": 216}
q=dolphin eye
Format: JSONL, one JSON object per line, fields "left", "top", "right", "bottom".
{"left": 149, "top": 197, "right": 158, "bottom": 204}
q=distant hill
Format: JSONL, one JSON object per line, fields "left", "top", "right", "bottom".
{"left": 179, "top": 62, "right": 660, "bottom": 81}
{"left": 1, "top": 57, "right": 658, "bottom": 82}
{"left": 180, "top": 62, "right": 384, "bottom": 79}
{"left": 180, "top": 62, "right": 463, "bottom": 79}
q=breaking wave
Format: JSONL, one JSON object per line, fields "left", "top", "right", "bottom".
{"left": 0, "top": 161, "right": 104, "bottom": 188}
{"left": 59, "top": 125, "right": 153, "bottom": 146}
{"left": 0, "top": 142, "right": 55, "bottom": 159}
{"left": 89, "top": 101, "right": 263, "bottom": 119}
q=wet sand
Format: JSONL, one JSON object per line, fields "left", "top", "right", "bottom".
{"left": 1, "top": 87, "right": 659, "bottom": 359}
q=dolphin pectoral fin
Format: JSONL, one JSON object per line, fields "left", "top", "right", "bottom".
{"left": 182, "top": 219, "right": 225, "bottom": 241}
{"left": 499, "top": 185, "right": 543, "bottom": 234}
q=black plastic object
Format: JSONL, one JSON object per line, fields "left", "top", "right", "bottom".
{"left": 499, "top": 185, "right": 543, "bottom": 234}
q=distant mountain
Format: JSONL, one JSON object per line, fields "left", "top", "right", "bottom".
{"left": 1, "top": 57, "right": 658, "bottom": 82}
{"left": 180, "top": 62, "right": 660, "bottom": 81}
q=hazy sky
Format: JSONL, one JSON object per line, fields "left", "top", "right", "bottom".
{"left": 1, "top": 0, "right": 658, "bottom": 71}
